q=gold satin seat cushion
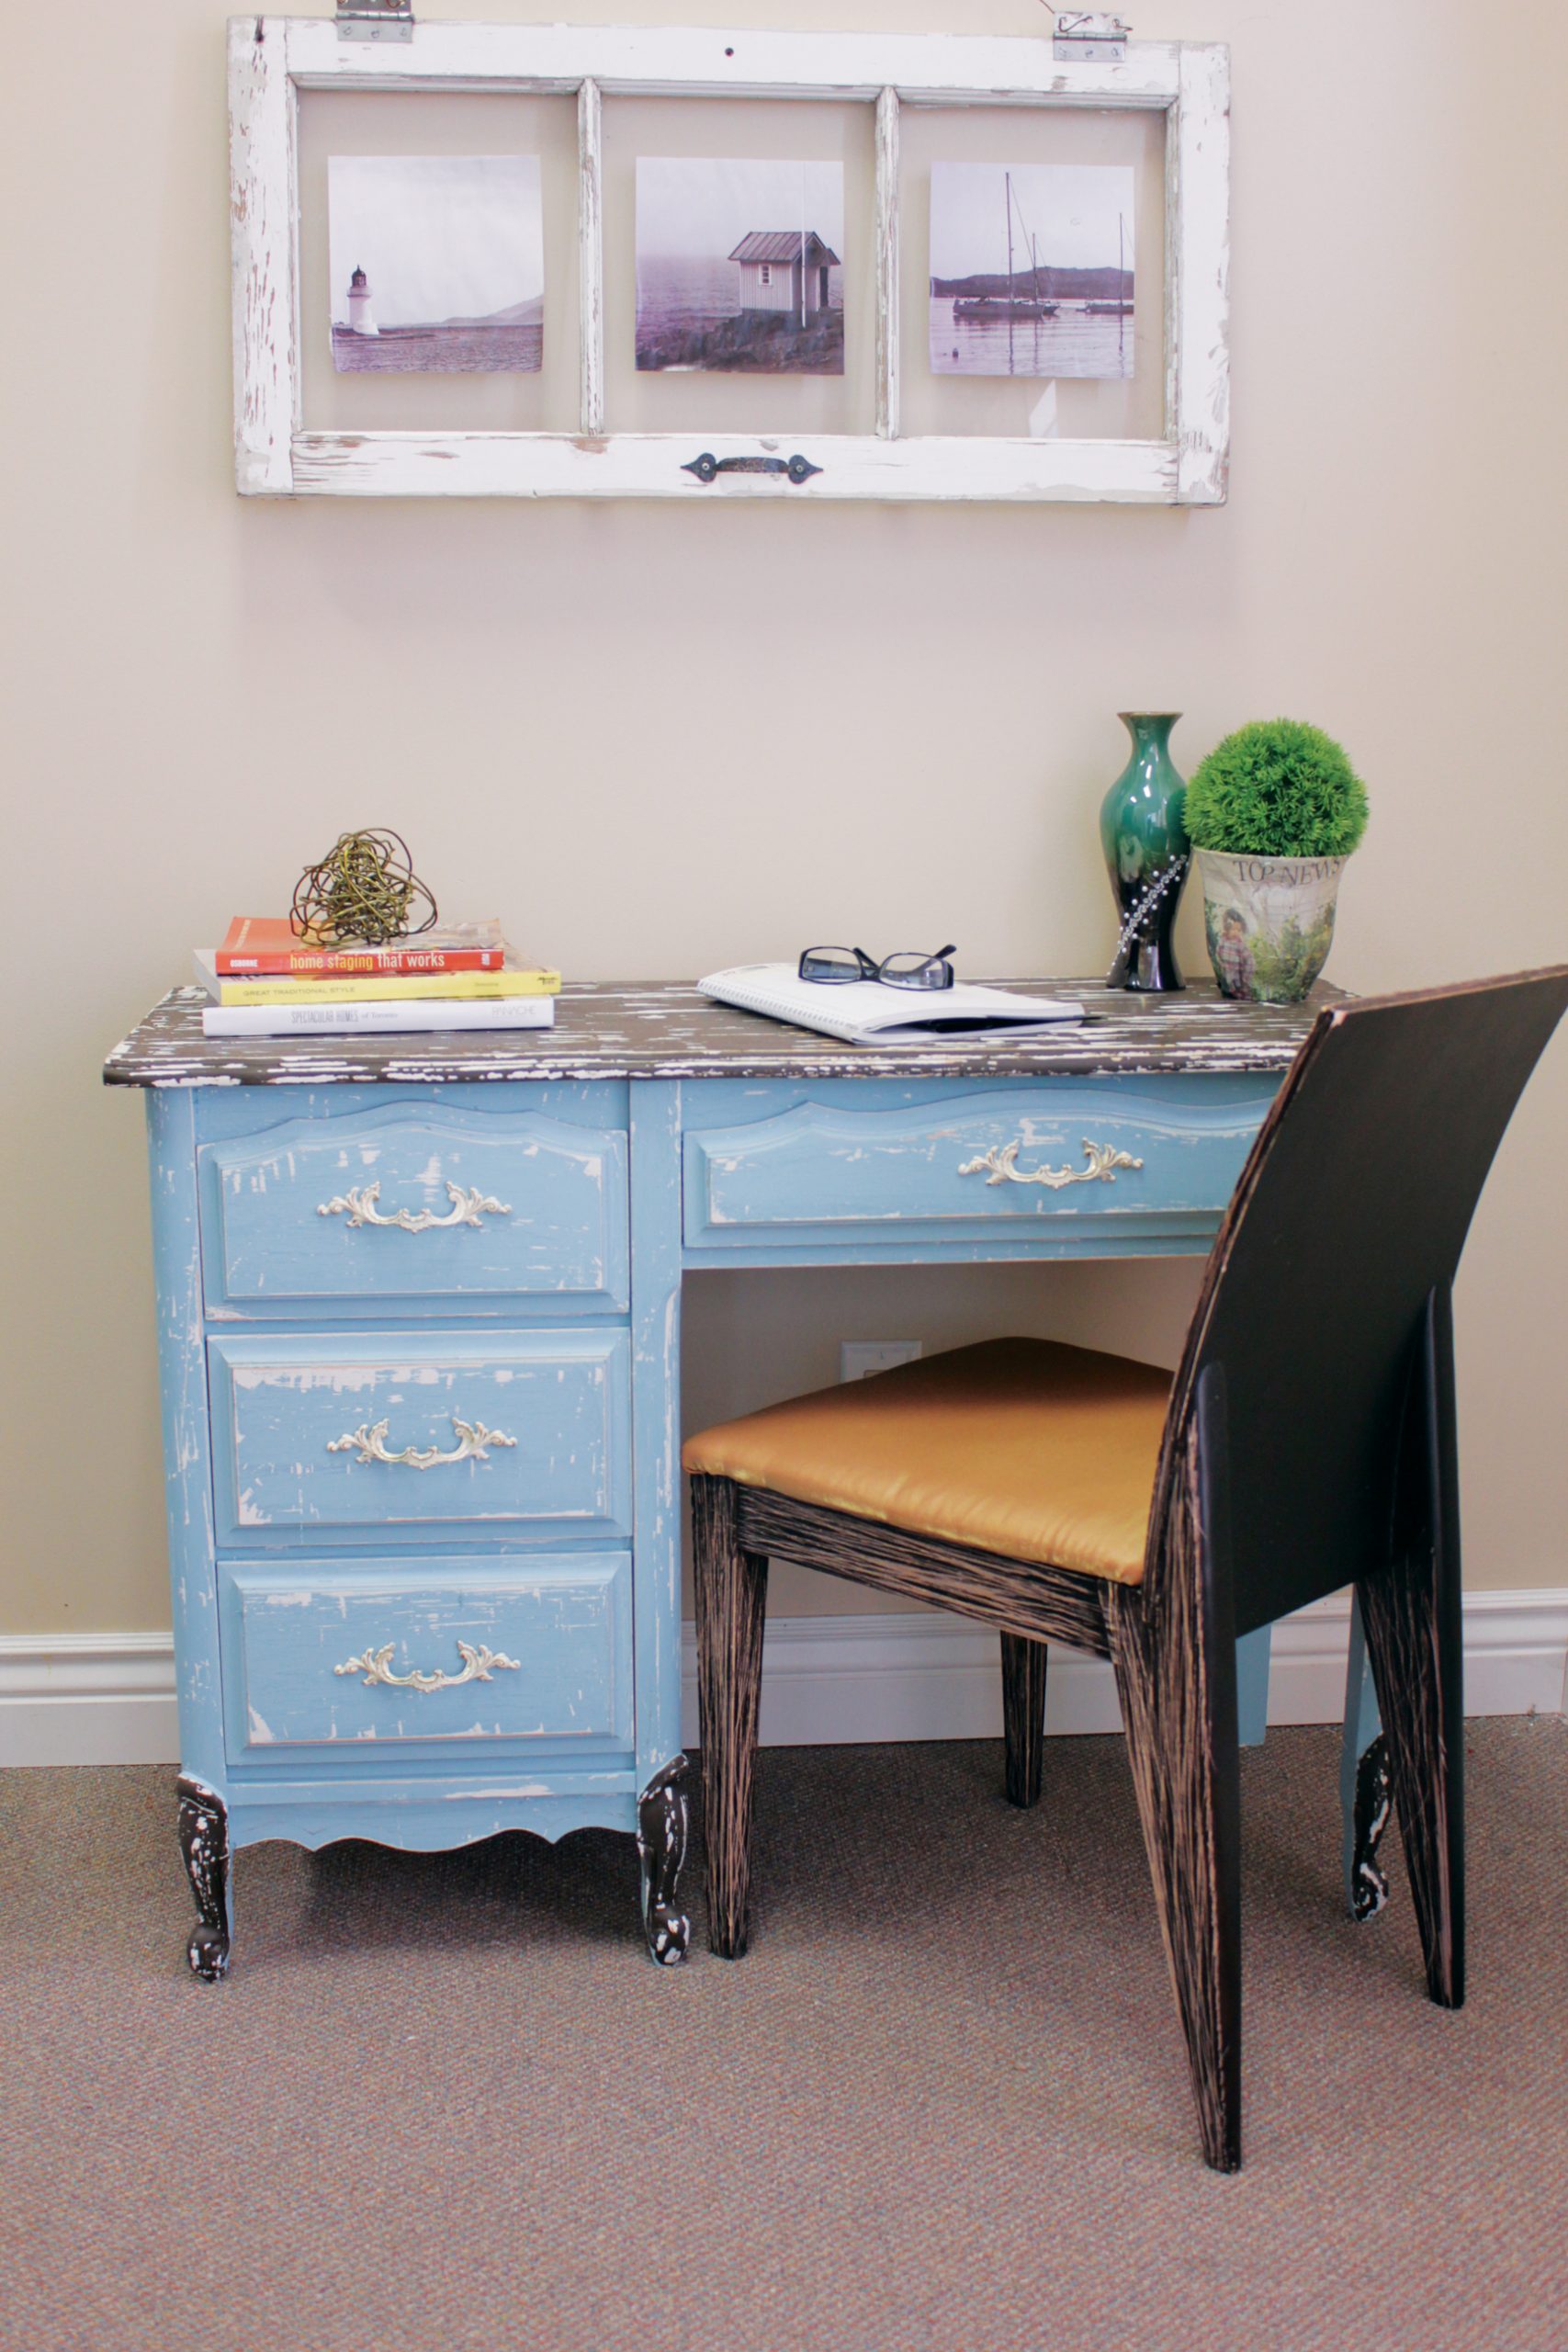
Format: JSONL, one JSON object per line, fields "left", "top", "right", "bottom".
{"left": 682, "top": 1337, "right": 1173, "bottom": 1587}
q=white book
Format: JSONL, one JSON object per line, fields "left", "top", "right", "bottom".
{"left": 201, "top": 995, "right": 557, "bottom": 1038}
{"left": 697, "top": 964, "right": 1082, "bottom": 1046}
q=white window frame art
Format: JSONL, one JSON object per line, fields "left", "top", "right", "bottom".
{"left": 231, "top": 16, "right": 1229, "bottom": 503}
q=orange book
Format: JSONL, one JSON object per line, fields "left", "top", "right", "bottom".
{"left": 215, "top": 915, "right": 506, "bottom": 977}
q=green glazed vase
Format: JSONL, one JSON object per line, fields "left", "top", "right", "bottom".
{"left": 1100, "top": 712, "right": 1190, "bottom": 992}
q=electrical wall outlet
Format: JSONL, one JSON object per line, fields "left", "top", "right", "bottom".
{"left": 840, "top": 1340, "right": 923, "bottom": 1383}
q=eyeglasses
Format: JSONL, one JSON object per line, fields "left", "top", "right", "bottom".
{"left": 797, "top": 944, "right": 957, "bottom": 991}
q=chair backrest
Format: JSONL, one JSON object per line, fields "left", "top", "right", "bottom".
{"left": 1154, "top": 969, "right": 1568, "bottom": 1632}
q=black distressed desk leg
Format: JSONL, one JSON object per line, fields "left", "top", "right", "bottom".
{"left": 637, "top": 1758, "right": 692, "bottom": 1965}
{"left": 1000, "top": 1633, "right": 1048, "bottom": 1808}
{"left": 176, "top": 1776, "right": 231, "bottom": 1982}
{"left": 1341, "top": 1590, "right": 1393, "bottom": 1920}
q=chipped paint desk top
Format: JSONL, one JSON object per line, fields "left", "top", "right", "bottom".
{"left": 104, "top": 979, "right": 1338, "bottom": 1089}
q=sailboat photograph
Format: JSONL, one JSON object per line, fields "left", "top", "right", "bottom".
{"left": 928, "top": 161, "right": 1134, "bottom": 379}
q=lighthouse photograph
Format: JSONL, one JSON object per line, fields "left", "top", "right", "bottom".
{"left": 328, "top": 153, "right": 544, "bottom": 373}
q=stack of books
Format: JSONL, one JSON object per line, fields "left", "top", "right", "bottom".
{"left": 194, "top": 918, "right": 560, "bottom": 1038}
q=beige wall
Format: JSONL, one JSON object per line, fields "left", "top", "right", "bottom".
{"left": 3, "top": 0, "right": 1564, "bottom": 1636}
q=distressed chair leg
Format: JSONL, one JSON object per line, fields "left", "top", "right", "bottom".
{"left": 1356, "top": 1287, "right": 1465, "bottom": 2008}
{"left": 692, "top": 1475, "right": 770, "bottom": 1959}
{"left": 1107, "top": 1377, "right": 1243, "bottom": 2173}
{"left": 1111, "top": 1604, "right": 1242, "bottom": 2173}
{"left": 1000, "top": 1632, "right": 1048, "bottom": 1808}
{"left": 1358, "top": 1566, "right": 1460, "bottom": 2003}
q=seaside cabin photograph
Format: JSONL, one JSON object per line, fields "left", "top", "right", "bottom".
{"left": 636, "top": 157, "right": 845, "bottom": 373}
{"left": 328, "top": 153, "right": 545, "bottom": 374}
{"left": 929, "top": 161, "right": 1134, "bottom": 379}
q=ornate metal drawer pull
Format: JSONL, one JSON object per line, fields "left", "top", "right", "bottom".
{"left": 958, "top": 1138, "right": 1145, "bottom": 1191}
{"left": 333, "top": 1641, "right": 521, "bottom": 1694}
{"left": 317, "top": 1180, "right": 511, "bottom": 1233}
{"left": 327, "top": 1417, "right": 517, "bottom": 1470}
{"left": 682, "top": 451, "right": 822, "bottom": 485}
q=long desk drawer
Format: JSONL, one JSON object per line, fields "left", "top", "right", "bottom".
{"left": 198, "top": 1100, "right": 628, "bottom": 1317}
{"left": 682, "top": 1080, "right": 1277, "bottom": 1254}
{"left": 208, "top": 1329, "right": 631, "bottom": 1547}
{"left": 220, "top": 1554, "right": 633, "bottom": 1762}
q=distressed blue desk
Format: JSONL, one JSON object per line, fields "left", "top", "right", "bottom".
{"left": 107, "top": 979, "right": 1366, "bottom": 1976}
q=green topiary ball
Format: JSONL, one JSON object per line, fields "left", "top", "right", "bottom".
{"left": 1184, "top": 718, "right": 1369, "bottom": 859}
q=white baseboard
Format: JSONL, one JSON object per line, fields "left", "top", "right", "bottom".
{"left": 0, "top": 1635, "right": 186, "bottom": 1768}
{"left": 2, "top": 1593, "right": 1563, "bottom": 1769}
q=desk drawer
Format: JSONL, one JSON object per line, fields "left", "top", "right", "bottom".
{"left": 220, "top": 1555, "right": 633, "bottom": 1762}
{"left": 199, "top": 1101, "right": 628, "bottom": 1317}
{"left": 209, "top": 1329, "right": 631, "bottom": 1547}
{"left": 683, "top": 1081, "right": 1273, "bottom": 1253}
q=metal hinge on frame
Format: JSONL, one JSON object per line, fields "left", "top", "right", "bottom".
{"left": 1049, "top": 9, "right": 1131, "bottom": 62}
{"left": 337, "top": 0, "right": 414, "bottom": 41}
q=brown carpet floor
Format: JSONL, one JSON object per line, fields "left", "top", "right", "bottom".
{"left": 1, "top": 1720, "right": 1564, "bottom": 2352}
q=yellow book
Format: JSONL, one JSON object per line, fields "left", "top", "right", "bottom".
{"left": 208, "top": 961, "right": 562, "bottom": 1007}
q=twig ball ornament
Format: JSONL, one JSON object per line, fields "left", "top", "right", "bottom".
{"left": 289, "top": 829, "right": 438, "bottom": 946}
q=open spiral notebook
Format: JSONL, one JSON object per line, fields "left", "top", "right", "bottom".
{"left": 697, "top": 965, "right": 1083, "bottom": 1047}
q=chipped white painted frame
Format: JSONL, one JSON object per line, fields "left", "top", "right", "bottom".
{"left": 231, "top": 17, "right": 1229, "bottom": 503}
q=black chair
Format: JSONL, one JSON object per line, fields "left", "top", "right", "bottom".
{"left": 683, "top": 970, "right": 1568, "bottom": 2169}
